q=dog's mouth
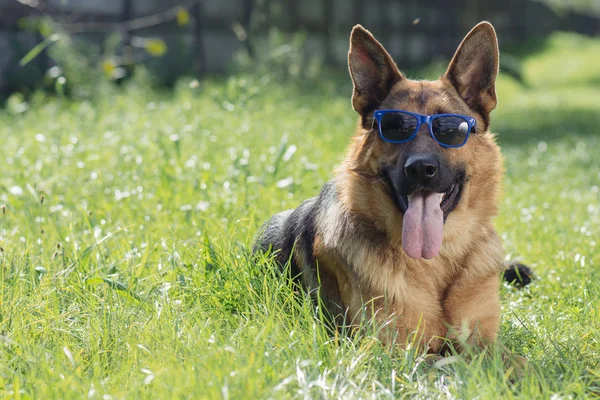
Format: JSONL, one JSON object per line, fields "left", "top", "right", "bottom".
{"left": 398, "top": 182, "right": 463, "bottom": 260}
{"left": 381, "top": 170, "right": 465, "bottom": 260}
{"left": 398, "top": 182, "right": 462, "bottom": 218}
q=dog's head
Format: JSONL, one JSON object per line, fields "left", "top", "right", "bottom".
{"left": 343, "top": 22, "right": 504, "bottom": 260}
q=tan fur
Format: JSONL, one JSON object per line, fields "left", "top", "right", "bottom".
{"left": 310, "top": 23, "right": 506, "bottom": 353}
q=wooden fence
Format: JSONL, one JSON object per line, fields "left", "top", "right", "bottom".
{"left": 1, "top": 0, "right": 599, "bottom": 92}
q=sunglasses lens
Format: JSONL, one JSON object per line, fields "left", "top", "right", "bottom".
{"left": 431, "top": 116, "right": 470, "bottom": 146}
{"left": 379, "top": 112, "right": 418, "bottom": 142}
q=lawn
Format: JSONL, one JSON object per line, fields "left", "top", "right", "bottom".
{"left": 0, "top": 32, "right": 599, "bottom": 398}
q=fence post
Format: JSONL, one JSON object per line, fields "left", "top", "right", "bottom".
{"left": 323, "top": 0, "right": 333, "bottom": 64}
{"left": 243, "top": 0, "right": 254, "bottom": 59}
{"left": 122, "top": 0, "right": 132, "bottom": 45}
{"left": 352, "top": 0, "right": 364, "bottom": 26}
{"left": 192, "top": 1, "right": 205, "bottom": 77}
{"left": 287, "top": 0, "right": 298, "bottom": 31}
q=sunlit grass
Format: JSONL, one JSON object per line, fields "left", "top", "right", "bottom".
{"left": 0, "top": 32, "right": 599, "bottom": 398}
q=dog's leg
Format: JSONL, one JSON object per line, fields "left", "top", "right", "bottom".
{"left": 443, "top": 273, "right": 531, "bottom": 377}
{"left": 364, "top": 292, "right": 448, "bottom": 354}
{"left": 442, "top": 274, "right": 501, "bottom": 349}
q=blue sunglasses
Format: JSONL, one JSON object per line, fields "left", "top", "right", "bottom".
{"left": 372, "top": 110, "right": 476, "bottom": 148}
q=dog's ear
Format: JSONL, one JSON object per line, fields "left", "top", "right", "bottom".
{"left": 444, "top": 22, "right": 499, "bottom": 118}
{"left": 348, "top": 25, "right": 403, "bottom": 117}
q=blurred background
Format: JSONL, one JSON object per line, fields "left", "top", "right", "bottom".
{"left": 2, "top": 3, "right": 600, "bottom": 398}
{"left": 1, "top": 0, "right": 599, "bottom": 98}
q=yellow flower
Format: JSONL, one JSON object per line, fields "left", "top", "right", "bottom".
{"left": 176, "top": 7, "right": 190, "bottom": 26}
{"left": 102, "top": 59, "right": 116, "bottom": 77}
{"left": 146, "top": 38, "right": 167, "bottom": 57}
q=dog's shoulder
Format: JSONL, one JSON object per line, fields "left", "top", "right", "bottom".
{"left": 254, "top": 180, "right": 339, "bottom": 273}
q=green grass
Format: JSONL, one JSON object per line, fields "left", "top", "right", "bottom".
{"left": 1, "top": 32, "right": 599, "bottom": 398}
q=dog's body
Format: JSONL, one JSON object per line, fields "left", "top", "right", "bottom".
{"left": 256, "top": 22, "right": 529, "bottom": 353}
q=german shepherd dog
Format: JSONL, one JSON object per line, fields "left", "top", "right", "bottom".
{"left": 255, "top": 22, "right": 531, "bottom": 353}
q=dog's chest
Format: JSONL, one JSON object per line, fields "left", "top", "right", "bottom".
{"left": 357, "top": 247, "right": 454, "bottom": 305}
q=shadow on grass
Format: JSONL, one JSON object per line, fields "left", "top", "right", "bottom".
{"left": 494, "top": 108, "right": 600, "bottom": 146}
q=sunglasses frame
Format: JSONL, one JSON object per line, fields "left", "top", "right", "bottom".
{"left": 372, "top": 109, "right": 476, "bottom": 148}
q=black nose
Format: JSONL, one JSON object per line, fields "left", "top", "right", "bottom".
{"left": 404, "top": 155, "right": 439, "bottom": 183}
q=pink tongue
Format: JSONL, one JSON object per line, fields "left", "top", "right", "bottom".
{"left": 402, "top": 192, "right": 444, "bottom": 259}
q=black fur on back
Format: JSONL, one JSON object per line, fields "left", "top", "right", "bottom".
{"left": 254, "top": 181, "right": 338, "bottom": 282}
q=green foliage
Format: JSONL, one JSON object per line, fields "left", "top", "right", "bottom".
{"left": 0, "top": 32, "right": 599, "bottom": 398}
{"left": 232, "top": 28, "right": 324, "bottom": 83}
{"left": 11, "top": 14, "right": 191, "bottom": 99}
{"left": 144, "top": 36, "right": 194, "bottom": 88}
{"left": 534, "top": 0, "right": 600, "bottom": 17}
{"left": 2, "top": 33, "right": 47, "bottom": 94}
{"left": 46, "top": 33, "right": 107, "bottom": 98}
